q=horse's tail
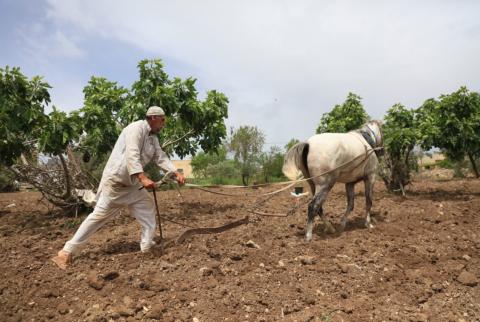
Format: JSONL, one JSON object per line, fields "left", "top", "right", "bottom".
{"left": 283, "top": 142, "right": 313, "bottom": 194}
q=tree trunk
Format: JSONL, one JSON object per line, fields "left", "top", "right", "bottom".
{"left": 467, "top": 152, "right": 479, "bottom": 178}
{"left": 242, "top": 174, "right": 249, "bottom": 186}
{"left": 58, "top": 154, "right": 72, "bottom": 199}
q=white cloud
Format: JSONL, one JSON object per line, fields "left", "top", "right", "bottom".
{"left": 36, "top": 0, "right": 480, "bottom": 144}
{"left": 17, "top": 23, "right": 85, "bottom": 64}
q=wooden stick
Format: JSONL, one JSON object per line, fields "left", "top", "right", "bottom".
{"left": 152, "top": 189, "right": 163, "bottom": 240}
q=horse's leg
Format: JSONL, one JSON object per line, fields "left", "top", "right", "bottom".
{"left": 306, "top": 185, "right": 331, "bottom": 241}
{"left": 317, "top": 204, "right": 336, "bottom": 234}
{"left": 364, "top": 176, "right": 375, "bottom": 229}
{"left": 306, "top": 195, "right": 320, "bottom": 242}
{"left": 339, "top": 182, "right": 355, "bottom": 232}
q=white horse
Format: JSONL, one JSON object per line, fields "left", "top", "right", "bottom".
{"left": 283, "top": 121, "right": 383, "bottom": 241}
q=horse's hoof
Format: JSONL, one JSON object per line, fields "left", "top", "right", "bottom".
{"left": 305, "top": 233, "right": 312, "bottom": 242}
{"left": 324, "top": 223, "right": 336, "bottom": 234}
{"left": 366, "top": 223, "right": 374, "bottom": 229}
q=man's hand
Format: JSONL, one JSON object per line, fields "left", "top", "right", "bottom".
{"left": 175, "top": 171, "right": 186, "bottom": 186}
{"left": 137, "top": 172, "right": 155, "bottom": 189}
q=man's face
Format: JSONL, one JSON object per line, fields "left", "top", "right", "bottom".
{"left": 148, "top": 115, "right": 166, "bottom": 134}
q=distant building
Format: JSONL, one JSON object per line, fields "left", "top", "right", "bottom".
{"left": 420, "top": 152, "right": 445, "bottom": 168}
{"left": 171, "top": 160, "right": 193, "bottom": 178}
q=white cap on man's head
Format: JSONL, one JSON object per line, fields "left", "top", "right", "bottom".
{"left": 146, "top": 106, "right": 165, "bottom": 116}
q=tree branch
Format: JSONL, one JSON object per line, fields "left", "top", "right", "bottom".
{"left": 58, "top": 154, "right": 72, "bottom": 199}
{"left": 161, "top": 129, "right": 195, "bottom": 149}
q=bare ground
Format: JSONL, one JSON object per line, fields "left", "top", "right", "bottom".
{"left": 0, "top": 178, "right": 479, "bottom": 322}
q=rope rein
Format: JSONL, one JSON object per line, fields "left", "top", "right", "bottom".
{"left": 182, "top": 146, "right": 382, "bottom": 198}
{"left": 154, "top": 146, "right": 383, "bottom": 229}
{"left": 152, "top": 125, "right": 383, "bottom": 234}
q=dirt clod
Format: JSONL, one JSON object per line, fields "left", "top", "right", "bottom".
{"left": 298, "top": 255, "right": 315, "bottom": 265}
{"left": 87, "top": 273, "right": 105, "bottom": 290}
{"left": 457, "top": 270, "right": 478, "bottom": 287}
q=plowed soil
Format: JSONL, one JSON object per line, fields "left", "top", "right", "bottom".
{"left": 0, "top": 178, "right": 479, "bottom": 322}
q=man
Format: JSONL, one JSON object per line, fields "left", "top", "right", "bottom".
{"left": 52, "top": 106, "right": 185, "bottom": 269}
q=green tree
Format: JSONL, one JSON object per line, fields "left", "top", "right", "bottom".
{"left": 417, "top": 87, "right": 480, "bottom": 177}
{"left": 191, "top": 145, "right": 227, "bottom": 178}
{"left": 78, "top": 77, "right": 127, "bottom": 160}
{"left": 316, "top": 92, "right": 369, "bottom": 134}
{"left": 79, "top": 59, "right": 229, "bottom": 160}
{"left": 258, "top": 146, "right": 285, "bottom": 183}
{"left": 0, "top": 165, "right": 18, "bottom": 192}
{"left": 0, "top": 60, "right": 229, "bottom": 209}
{"left": 285, "top": 138, "right": 300, "bottom": 152}
{"left": 379, "top": 104, "right": 418, "bottom": 194}
{"left": 205, "top": 160, "right": 241, "bottom": 185}
{"left": 228, "top": 126, "right": 265, "bottom": 185}
{"left": 0, "top": 66, "right": 50, "bottom": 165}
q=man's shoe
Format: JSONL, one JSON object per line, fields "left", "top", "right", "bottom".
{"left": 51, "top": 250, "right": 72, "bottom": 269}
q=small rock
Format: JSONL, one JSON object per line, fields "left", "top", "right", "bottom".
{"left": 303, "top": 296, "right": 315, "bottom": 305}
{"left": 109, "top": 312, "right": 120, "bottom": 319}
{"left": 431, "top": 283, "right": 443, "bottom": 292}
{"left": 117, "top": 308, "right": 135, "bottom": 317}
{"left": 278, "top": 260, "right": 285, "bottom": 267}
{"left": 133, "top": 280, "right": 149, "bottom": 289}
{"left": 199, "top": 267, "right": 213, "bottom": 276}
{"left": 338, "top": 263, "right": 349, "bottom": 273}
{"left": 145, "top": 303, "right": 166, "bottom": 320}
{"left": 245, "top": 240, "right": 260, "bottom": 249}
{"left": 298, "top": 256, "right": 315, "bottom": 265}
{"left": 343, "top": 304, "right": 354, "bottom": 314}
{"left": 457, "top": 271, "right": 478, "bottom": 287}
{"left": 193, "top": 318, "right": 200, "bottom": 322}
{"left": 102, "top": 271, "right": 119, "bottom": 280}
{"left": 57, "top": 303, "right": 69, "bottom": 315}
{"left": 75, "top": 273, "right": 86, "bottom": 281}
{"left": 42, "top": 289, "right": 60, "bottom": 298}
{"left": 417, "top": 292, "right": 432, "bottom": 304}
{"left": 462, "top": 254, "right": 471, "bottom": 261}
{"left": 87, "top": 273, "right": 104, "bottom": 290}
{"left": 230, "top": 253, "right": 243, "bottom": 261}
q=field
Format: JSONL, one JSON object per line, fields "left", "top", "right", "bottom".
{"left": 0, "top": 177, "right": 479, "bottom": 321}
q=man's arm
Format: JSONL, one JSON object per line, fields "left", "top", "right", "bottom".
{"left": 153, "top": 139, "right": 185, "bottom": 186}
{"left": 124, "top": 123, "right": 155, "bottom": 188}
{"left": 136, "top": 172, "right": 155, "bottom": 189}
{"left": 124, "top": 123, "right": 145, "bottom": 177}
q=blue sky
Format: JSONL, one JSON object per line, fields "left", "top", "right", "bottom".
{"left": 1, "top": 0, "right": 480, "bottom": 150}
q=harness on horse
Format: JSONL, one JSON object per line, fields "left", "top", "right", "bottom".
{"left": 358, "top": 125, "right": 383, "bottom": 157}
{"left": 359, "top": 130, "right": 376, "bottom": 149}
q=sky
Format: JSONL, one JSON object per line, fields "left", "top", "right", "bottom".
{"left": 1, "top": 0, "right": 479, "bottom": 152}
